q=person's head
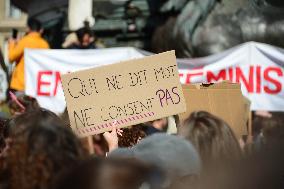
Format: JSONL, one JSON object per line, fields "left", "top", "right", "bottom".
{"left": 110, "top": 133, "right": 201, "bottom": 188}
{"left": 118, "top": 124, "right": 147, "bottom": 148}
{"left": 54, "top": 157, "right": 158, "bottom": 189}
{"left": 60, "top": 108, "right": 70, "bottom": 127}
{"left": 255, "top": 112, "right": 284, "bottom": 145}
{"left": 27, "top": 17, "right": 42, "bottom": 32}
{"left": 1, "top": 109, "right": 64, "bottom": 159}
{"left": 6, "top": 108, "right": 61, "bottom": 138}
{"left": 76, "top": 27, "right": 94, "bottom": 47}
{"left": 5, "top": 112, "right": 86, "bottom": 189}
{"left": 8, "top": 93, "right": 39, "bottom": 116}
{"left": 179, "top": 111, "right": 242, "bottom": 167}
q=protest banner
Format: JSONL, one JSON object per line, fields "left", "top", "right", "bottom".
{"left": 61, "top": 51, "right": 186, "bottom": 137}
{"left": 25, "top": 42, "right": 284, "bottom": 113}
{"left": 179, "top": 82, "right": 250, "bottom": 139}
{"left": 0, "top": 68, "right": 7, "bottom": 101}
{"left": 25, "top": 47, "right": 145, "bottom": 113}
{"left": 178, "top": 42, "right": 284, "bottom": 111}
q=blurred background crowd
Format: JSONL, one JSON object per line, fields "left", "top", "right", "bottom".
{"left": 0, "top": 0, "right": 284, "bottom": 189}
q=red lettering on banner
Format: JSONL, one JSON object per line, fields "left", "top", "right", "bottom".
{"left": 236, "top": 66, "right": 254, "bottom": 93}
{"left": 180, "top": 65, "right": 283, "bottom": 94}
{"left": 53, "top": 71, "right": 61, "bottom": 96}
{"left": 37, "top": 71, "right": 52, "bottom": 96}
{"left": 228, "top": 68, "right": 233, "bottom": 82}
{"left": 256, "top": 66, "right": 261, "bottom": 93}
{"left": 264, "top": 67, "right": 283, "bottom": 94}
{"left": 207, "top": 69, "right": 226, "bottom": 82}
{"left": 185, "top": 72, "right": 203, "bottom": 83}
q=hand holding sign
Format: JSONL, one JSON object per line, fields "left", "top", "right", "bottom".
{"left": 61, "top": 51, "right": 186, "bottom": 137}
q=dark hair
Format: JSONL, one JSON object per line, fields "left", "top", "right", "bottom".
{"left": 118, "top": 124, "right": 146, "bottom": 148}
{"left": 76, "top": 27, "right": 93, "bottom": 43}
{"left": 8, "top": 94, "right": 39, "bottom": 115}
{"left": 179, "top": 111, "right": 242, "bottom": 167}
{"left": 6, "top": 108, "right": 61, "bottom": 138}
{"left": 60, "top": 108, "right": 70, "bottom": 127}
{"left": 54, "top": 157, "right": 158, "bottom": 189}
{"left": 5, "top": 111, "right": 86, "bottom": 189}
{"left": 27, "top": 18, "right": 42, "bottom": 32}
{"left": 257, "top": 112, "right": 284, "bottom": 145}
{"left": 0, "top": 118, "right": 6, "bottom": 154}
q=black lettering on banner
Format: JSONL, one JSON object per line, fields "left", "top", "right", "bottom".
{"left": 68, "top": 77, "right": 85, "bottom": 98}
{"left": 73, "top": 107, "right": 95, "bottom": 130}
{"left": 74, "top": 109, "right": 85, "bottom": 129}
{"left": 129, "top": 70, "right": 148, "bottom": 86}
{"left": 106, "top": 75, "right": 124, "bottom": 90}
{"left": 154, "top": 65, "right": 177, "bottom": 82}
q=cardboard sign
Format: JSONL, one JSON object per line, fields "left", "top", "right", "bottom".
{"left": 61, "top": 51, "right": 186, "bottom": 137}
{"left": 179, "top": 82, "right": 250, "bottom": 139}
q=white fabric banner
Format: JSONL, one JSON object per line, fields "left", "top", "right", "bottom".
{"left": 25, "top": 47, "right": 145, "bottom": 113}
{"left": 0, "top": 69, "right": 7, "bottom": 101}
{"left": 25, "top": 42, "right": 284, "bottom": 113}
{"left": 178, "top": 42, "right": 284, "bottom": 111}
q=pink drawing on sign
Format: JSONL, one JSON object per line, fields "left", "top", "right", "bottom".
{"left": 112, "top": 120, "right": 118, "bottom": 126}
{"left": 92, "top": 112, "right": 155, "bottom": 131}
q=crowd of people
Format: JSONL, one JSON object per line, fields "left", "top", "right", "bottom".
{"left": 6, "top": 18, "right": 100, "bottom": 98}
{"left": 0, "top": 94, "right": 283, "bottom": 189}
{"left": 0, "top": 17, "right": 284, "bottom": 189}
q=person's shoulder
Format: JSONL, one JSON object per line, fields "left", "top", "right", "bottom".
{"left": 42, "top": 39, "right": 49, "bottom": 48}
{"left": 39, "top": 37, "right": 50, "bottom": 48}
{"left": 18, "top": 35, "right": 30, "bottom": 43}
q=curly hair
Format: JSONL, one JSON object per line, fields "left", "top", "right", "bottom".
{"left": 4, "top": 110, "right": 87, "bottom": 189}
{"left": 118, "top": 124, "right": 147, "bottom": 148}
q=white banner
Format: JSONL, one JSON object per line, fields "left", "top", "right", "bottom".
{"left": 25, "top": 42, "right": 284, "bottom": 113}
{"left": 178, "top": 42, "right": 284, "bottom": 111}
{"left": 0, "top": 68, "right": 7, "bottom": 101}
{"left": 25, "top": 47, "right": 145, "bottom": 113}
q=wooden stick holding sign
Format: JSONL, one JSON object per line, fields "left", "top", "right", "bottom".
{"left": 61, "top": 51, "right": 186, "bottom": 137}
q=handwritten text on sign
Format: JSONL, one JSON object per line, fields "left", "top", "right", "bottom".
{"left": 61, "top": 51, "right": 186, "bottom": 137}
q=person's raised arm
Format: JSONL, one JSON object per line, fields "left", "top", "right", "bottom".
{"left": 103, "top": 125, "right": 123, "bottom": 153}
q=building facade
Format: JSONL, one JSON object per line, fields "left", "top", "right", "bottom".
{"left": 0, "top": 0, "right": 26, "bottom": 59}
